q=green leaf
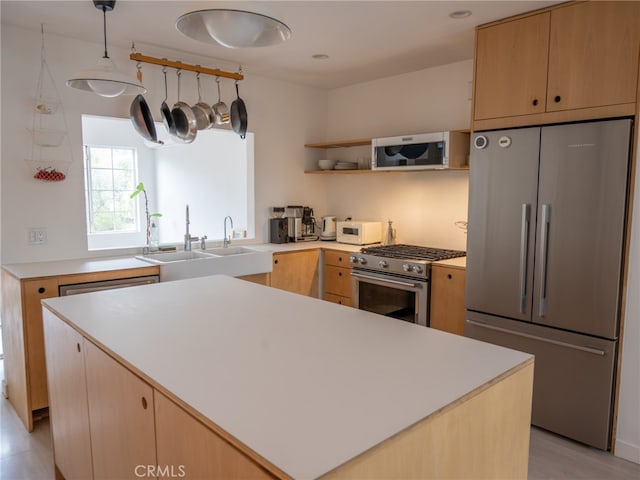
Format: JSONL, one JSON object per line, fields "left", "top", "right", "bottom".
{"left": 129, "top": 182, "right": 145, "bottom": 199}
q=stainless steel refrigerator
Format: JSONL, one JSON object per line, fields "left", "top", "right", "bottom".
{"left": 465, "top": 119, "right": 632, "bottom": 450}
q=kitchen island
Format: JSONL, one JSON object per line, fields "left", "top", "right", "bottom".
{"left": 42, "top": 274, "right": 533, "bottom": 479}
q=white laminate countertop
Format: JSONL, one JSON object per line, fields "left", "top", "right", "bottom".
{"left": 43, "top": 275, "right": 529, "bottom": 479}
{"left": 2, "top": 255, "right": 157, "bottom": 280}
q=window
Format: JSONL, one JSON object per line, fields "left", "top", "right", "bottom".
{"left": 81, "top": 114, "right": 254, "bottom": 252}
{"left": 84, "top": 145, "right": 138, "bottom": 235}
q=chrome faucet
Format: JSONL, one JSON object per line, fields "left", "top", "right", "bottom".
{"left": 223, "top": 216, "right": 234, "bottom": 248}
{"left": 184, "top": 204, "right": 199, "bottom": 251}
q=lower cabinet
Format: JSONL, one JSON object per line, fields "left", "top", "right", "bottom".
{"left": 42, "top": 309, "right": 93, "bottom": 480}
{"left": 430, "top": 263, "right": 466, "bottom": 335}
{"left": 44, "top": 309, "right": 278, "bottom": 480}
{"left": 84, "top": 340, "right": 157, "bottom": 479}
{"left": 323, "top": 250, "right": 353, "bottom": 306}
{"left": 270, "top": 250, "right": 319, "bottom": 297}
{"left": 155, "top": 391, "right": 275, "bottom": 479}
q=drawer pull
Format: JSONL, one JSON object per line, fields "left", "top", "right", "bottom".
{"left": 447, "top": 274, "right": 453, "bottom": 280}
{"left": 274, "top": 259, "right": 279, "bottom": 265}
{"left": 532, "top": 99, "right": 538, "bottom": 106}
{"left": 554, "top": 95, "right": 561, "bottom": 103}
{"left": 38, "top": 287, "right": 46, "bottom": 294}
{"left": 338, "top": 272, "right": 342, "bottom": 277}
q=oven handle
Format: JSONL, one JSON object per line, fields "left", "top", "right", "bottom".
{"left": 351, "top": 271, "right": 423, "bottom": 289}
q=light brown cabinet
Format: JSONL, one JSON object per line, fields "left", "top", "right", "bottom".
{"left": 323, "top": 250, "right": 353, "bottom": 306}
{"left": 270, "top": 250, "right": 319, "bottom": 297}
{"left": 155, "top": 391, "right": 276, "bottom": 480}
{"left": 1, "top": 265, "right": 159, "bottom": 432}
{"left": 42, "top": 309, "right": 93, "bottom": 480}
{"left": 430, "top": 263, "right": 466, "bottom": 336}
{"left": 84, "top": 340, "right": 157, "bottom": 479}
{"left": 473, "top": 1, "right": 640, "bottom": 130}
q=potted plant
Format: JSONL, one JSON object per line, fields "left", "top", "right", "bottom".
{"left": 130, "top": 182, "right": 162, "bottom": 250}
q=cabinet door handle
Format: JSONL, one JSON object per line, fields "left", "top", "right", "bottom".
{"left": 38, "top": 287, "right": 46, "bottom": 294}
{"left": 338, "top": 256, "right": 343, "bottom": 262}
{"left": 447, "top": 274, "right": 453, "bottom": 280}
{"left": 338, "top": 272, "right": 342, "bottom": 277}
{"left": 532, "top": 99, "right": 538, "bottom": 106}
{"left": 274, "top": 259, "right": 279, "bottom": 265}
{"left": 554, "top": 95, "right": 561, "bottom": 103}
{"left": 141, "top": 397, "right": 148, "bottom": 410}
{"left": 76, "top": 343, "right": 81, "bottom": 353}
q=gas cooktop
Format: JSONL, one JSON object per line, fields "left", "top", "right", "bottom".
{"left": 360, "top": 244, "right": 466, "bottom": 262}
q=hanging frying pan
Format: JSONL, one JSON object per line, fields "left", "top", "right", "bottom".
{"left": 230, "top": 81, "right": 247, "bottom": 139}
{"left": 191, "top": 73, "right": 214, "bottom": 130}
{"left": 171, "top": 70, "right": 197, "bottom": 143}
{"left": 160, "top": 68, "right": 175, "bottom": 136}
{"left": 130, "top": 94, "right": 157, "bottom": 143}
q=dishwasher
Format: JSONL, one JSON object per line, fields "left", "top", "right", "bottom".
{"left": 58, "top": 275, "right": 159, "bottom": 296}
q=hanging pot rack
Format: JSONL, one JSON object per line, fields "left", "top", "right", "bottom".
{"left": 129, "top": 53, "right": 244, "bottom": 81}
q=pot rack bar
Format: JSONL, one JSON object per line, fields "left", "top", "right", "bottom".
{"left": 129, "top": 53, "right": 244, "bottom": 81}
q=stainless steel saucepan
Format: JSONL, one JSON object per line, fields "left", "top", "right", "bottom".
{"left": 171, "top": 70, "right": 197, "bottom": 143}
{"left": 212, "top": 76, "right": 230, "bottom": 126}
{"left": 191, "top": 73, "right": 214, "bottom": 130}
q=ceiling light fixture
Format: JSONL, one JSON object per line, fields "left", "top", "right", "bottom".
{"left": 66, "top": 0, "right": 145, "bottom": 97}
{"left": 449, "top": 10, "right": 472, "bottom": 19}
{"left": 176, "top": 3, "right": 291, "bottom": 48}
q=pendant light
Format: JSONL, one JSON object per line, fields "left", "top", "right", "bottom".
{"left": 176, "top": 2, "right": 291, "bottom": 48}
{"left": 66, "top": 0, "right": 145, "bottom": 97}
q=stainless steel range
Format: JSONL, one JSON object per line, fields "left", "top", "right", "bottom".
{"left": 349, "top": 244, "right": 465, "bottom": 326}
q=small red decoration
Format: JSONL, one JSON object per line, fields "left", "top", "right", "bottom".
{"left": 34, "top": 167, "right": 66, "bottom": 182}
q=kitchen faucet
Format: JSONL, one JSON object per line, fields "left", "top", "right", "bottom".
{"left": 223, "top": 216, "right": 234, "bottom": 248}
{"left": 184, "top": 204, "right": 199, "bottom": 251}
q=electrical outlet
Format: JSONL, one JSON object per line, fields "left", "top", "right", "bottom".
{"left": 28, "top": 228, "right": 47, "bottom": 245}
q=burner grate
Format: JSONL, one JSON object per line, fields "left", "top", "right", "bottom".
{"left": 360, "top": 244, "right": 466, "bottom": 261}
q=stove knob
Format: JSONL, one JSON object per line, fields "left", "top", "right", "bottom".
{"left": 358, "top": 257, "right": 368, "bottom": 265}
{"left": 402, "top": 263, "right": 413, "bottom": 272}
{"left": 413, "top": 265, "right": 423, "bottom": 274}
{"left": 349, "top": 255, "right": 358, "bottom": 264}
{"left": 378, "top": 260, "right": 389, "bottom": 268}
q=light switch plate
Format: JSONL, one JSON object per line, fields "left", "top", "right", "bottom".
{"left": 28, "top": 228, "right": 47, "bottom": 245}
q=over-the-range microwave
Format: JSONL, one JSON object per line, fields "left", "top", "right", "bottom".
{"left": 371, "top": 131, "right": 469, "bottom": 171}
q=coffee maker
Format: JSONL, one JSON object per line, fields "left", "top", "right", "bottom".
{"left": 286, "top": 205, "right": 318, "bottom": 242}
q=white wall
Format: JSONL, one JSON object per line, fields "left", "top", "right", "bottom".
{"left": 0, "top": 23, "right": 328, "bottom": 263}
{"left": 615, "top": 133, "right": 640, "bottom": 463}
{"left": 314, "top": 60, "right": 474, "bottom": 250}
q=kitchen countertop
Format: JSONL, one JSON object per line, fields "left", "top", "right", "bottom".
{"left": 43, "top": 274, "right": 529, "bottom": 479}
{"left": 2, "top": 241, "right": 464, "bottom": 280}
{"left": 2, "top": 255, "right": 157, "bottom": 280}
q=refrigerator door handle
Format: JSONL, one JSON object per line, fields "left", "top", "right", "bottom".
{"left": 539, "top": 204, "right": 551, "bottom": 316}
{"left": 519, "top": 203, "right": 531, "bottom": 313}
{"left": 466, "top": 319, "right": 606, "bottom": 356}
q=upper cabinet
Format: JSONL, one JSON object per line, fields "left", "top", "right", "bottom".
{"left": 473, "top": 12, "right": 550, "bottom": 120}
{"left": 473, "top": 1, "right": 640, "bottom": 130}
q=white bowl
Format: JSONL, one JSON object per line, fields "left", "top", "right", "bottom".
{"left": 318, "top": 159, "right": 337, "bottom": 170}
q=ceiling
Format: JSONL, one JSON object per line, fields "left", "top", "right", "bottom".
{"left": 1, "top": 0, "right": 561, "bottom": 89}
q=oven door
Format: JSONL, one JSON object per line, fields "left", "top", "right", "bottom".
{"left": 351, "top": 270, "right": 428, "bottom": 326}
